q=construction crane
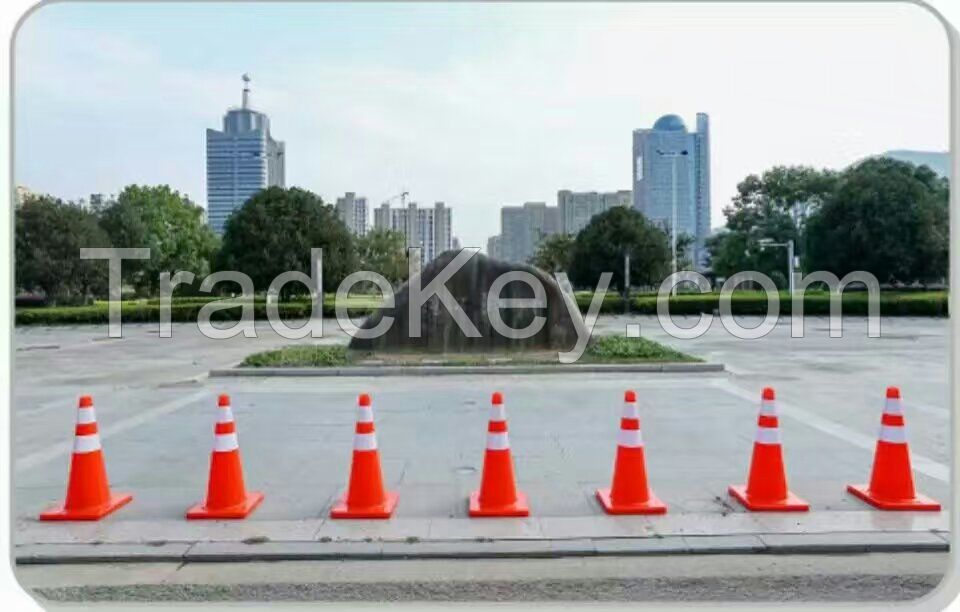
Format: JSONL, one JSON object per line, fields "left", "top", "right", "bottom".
{"left": 382, "top": 190, "right": 410, "bottom": 207}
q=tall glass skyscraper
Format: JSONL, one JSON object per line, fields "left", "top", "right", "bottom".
{"left": 632, "top": 113, "right": 710, "bottom": 269}
{"left": 206, "top": 75, "right": 285, "bottom": 234}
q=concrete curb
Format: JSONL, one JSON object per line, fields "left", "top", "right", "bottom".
{"left": 14, "top": 531, "right": 948, "bottom": 565}
{"left": 209, "top": 362, "right": 725, "bottom": 377}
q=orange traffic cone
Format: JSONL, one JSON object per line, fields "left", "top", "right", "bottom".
{"left": 596, "top": 390, "right": 667, "bottom": 514}
{"left": 469, "top": 392, "right": 529, "bottom": 517}
{"left": 186, "top": 394, "right": 264, "bottom": 519}
{"left": 847, "top": 387, "right": 940, "bottom": 511}
{"left": 39, "top": 395, "right": 132, "bottom": 521}
{"left": 330, "top": 393, "right": 398, "bottom": 519}
{"left": 729, "top": 387, "right": 809, "bottom": 512}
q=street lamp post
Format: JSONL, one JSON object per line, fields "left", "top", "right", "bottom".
{"left": 757, "top": 238, "right": 796, "bottom": 296}
{"left": 655, "top": 148, "right": 689, "bottom": 294}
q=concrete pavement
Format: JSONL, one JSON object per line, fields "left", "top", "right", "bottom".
{"left": 11, "top": 316, "right": 953, "bottom": 600}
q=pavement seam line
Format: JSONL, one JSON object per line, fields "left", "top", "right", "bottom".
{"left": 15, "top": 389, "right": 209, "bottom": 472}
{"left": 711, "top": 378, "right": 949, "bottom": 483}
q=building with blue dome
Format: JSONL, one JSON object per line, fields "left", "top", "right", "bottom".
{"left": 632, "top": 113, "right": 711, "bottom": 270}
{"left": 651, "top": 114, "right": 688, "bottom": 131}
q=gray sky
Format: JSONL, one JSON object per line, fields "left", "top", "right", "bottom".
{"left": 15, "top": 2, "right": 950, "bottom": 250}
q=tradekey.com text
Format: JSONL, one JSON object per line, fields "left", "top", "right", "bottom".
{"left": 80, "top": 247, "right": 881, "bottom": 362}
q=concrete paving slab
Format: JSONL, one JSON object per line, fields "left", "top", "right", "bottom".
{"left": 593, "top": 536, "right": 689, "bottom": 555}
{"left": 426, "top": 517, "right": 543, "bottom": 540}
{"left": 758, "top": 531, "right": 948, "bottom": 553}
{"left": 645, "top": 511, "right": 771, "bottom": 537}
{"left": 16, "top": 512, "right": 951, "bottom": 550}
{"left": 539, "top": 515, "right": 656, "bottom": 539}
{"left": 682, "top": 534, "right": 767, "bottom": 553}
{"left": 315, "top": 518, "right": 431, "bottom": 542}
{"left": 382, "top": 539, "right": 556, "bottom": 558}
{"left": 753, "top": 510, "right": 949, "bottom": 534}
{"left": 15, "top": 543, "right": 191, "bottom": 564}
{"left": 547, "top": 538, "right": 598, "bottom": 556}
{"left": 12, "top": 530, "right": 951, "bottom": 565}
{"left": 184, "top": 540, "right": 384, "bottom": 561}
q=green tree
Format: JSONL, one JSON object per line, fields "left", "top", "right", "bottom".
{"left": 99, "top": 185, "right": 218, "bottom": 295}
{"left": 750, "top": 165, "right": 838, "bottom": 223}
{"left": 15, "top": 195, "right": 111, "bottom": 304}
{"left": 530, "top": 233, "right": 575, "bottom": 273}
{"left": 217, "top": 187, "right": 357, "bottom": 295}
{"left": 805, "top": 158, "right": 948, "bottom": 284}
{"left": 706, "top": 166, "right": 835, "bottom": 285}
{"left": 674, "top": 233, "right": 695, "bottom": 272}
{"left": 356, "top": 229, "right": 409, "bottom": 286}
{"left": 568, "top": 207, "right": 670, "bottom": 291}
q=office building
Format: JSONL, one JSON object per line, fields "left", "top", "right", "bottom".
{"left": 632, "top": 113, "right": 710, "bottom": 269}
{"left": 206, "top": 74, "right": 285, "bottom": 234}
{"left": 498, "top": 202, "right": 561, "bottom": 263}
{"left": 88, "top": 193, "right": 116, "bottom": 212}
{"left": 882, "top": 150, "right": 949, "bottom": 179}
{"left": 15, "top": 185, "right": 32, "bottom": 208}
{"left": 374, "top": 201, "right": 453, "bottom": 263}
{"left": 335, "top": 192, "right": 368, "bottom": 237}
{"left": 557, "top": 190, "right": 631, "bottom": 235}
{"left": 487, "top": 235, "right": 502, "bottom": 260}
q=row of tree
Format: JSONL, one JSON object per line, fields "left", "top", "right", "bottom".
{"left": 531, "top": 157, "right": 949, "bottom": 290}
{"left": 15, "top": 156, "right": 949, "bottom": 304}
{"left": 16, "top": 186, "right": 410, "bottom": 304}
{"left": 707, "top": 158, "right": 949, "bottom": 286}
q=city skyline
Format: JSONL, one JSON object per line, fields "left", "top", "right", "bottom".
{"left": 14, "top": 2, "right": 950, "bottom": 251}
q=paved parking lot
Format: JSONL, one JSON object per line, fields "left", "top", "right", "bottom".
{"left": 12, "top": 316, "right": 951, "bottom": 550}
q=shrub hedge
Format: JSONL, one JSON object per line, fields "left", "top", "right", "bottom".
{"left": 15, "top": 301, "right": 373, "bottom": 326}
{"left": 15, "top": 290, "right": 948, "bottom": 325}
{"left": 577, "top": 290, "right": 948, "bottom": 317}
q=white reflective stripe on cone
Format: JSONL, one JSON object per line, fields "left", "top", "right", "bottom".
{"left": 755, "top": 426, "right": 781, "bottom": 445}
{"left": 879, "top": 425, "right": 907, "bottom": 444}
{"left": 617, "top": 429, "right": 643, "bottom": 448}
{"left": 486, "top": 432, "right": 510, "bottom": 450}
{"left": 489, "top": 404, "right": 506, "bottom": 422}
{"left": 74, "top": 434, "right": 102, "bottom": 454}
{"left": 884, "top": 398, "right": 903, "bottom": 415}
{"left": 621, "top": 402, "right": 639, "bottom": 419}
{"left": 354, "top": 432, "right": 378, "bottom": 451}
{"left": 76, "top": 408, "right": 97, "bottom": 425}
{"left": 214, "top": 433, "right": 239, "bottom": 452}
{"left": 217, "top": 408, "right": 235, "bottom": 424}
{"left": 759, "top": 400, "right": 777, "bottom": 416}
{"left": 357, "top": 406, "right": 374, "bottom": 423}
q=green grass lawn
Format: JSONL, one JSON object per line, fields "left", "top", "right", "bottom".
{"left": 238, "top": 335, "right": 700, "bottom": 368}
{"left": 241, "top": 345, "right": 349, "bottom": 367}
{"left": 583, "top": 335, "right": 700, "bottom": 363}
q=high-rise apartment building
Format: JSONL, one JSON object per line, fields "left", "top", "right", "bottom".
{"left": 373, "top": 201, "right": 453, "bottom": 263}
{"left": 206, "top": 75, "right": 285, "bottom": 234}
{"left": 632, "top": 113, "right": 710, "bottom": 269}
{"left": 15, "top": 185, "right": 32, "bottom": 208}
{"left": 497, "top": 202, "right": 561, "bottom": 264}
{"left": 487, "top": 235, "right": 502, "bottom": 260}
{"left": 335, "top": 192, "right": 368, "bottom": 237}
{"left": 557, "top": 190, "right": 631, "bottom": 235}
